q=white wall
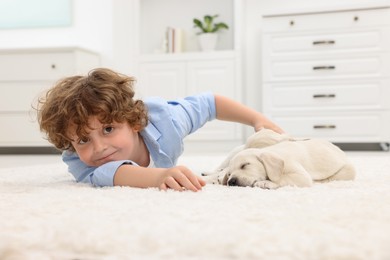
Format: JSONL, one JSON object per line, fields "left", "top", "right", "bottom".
{"left": 0, "top": 0, "right": 134, "bottom": 73}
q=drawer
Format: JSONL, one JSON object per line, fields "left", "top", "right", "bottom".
{"left": 0, "top": 52, "right": 77, "bottom": 81}
{"left": 264, "top": 80, "right": 390, "bottom": 111}
{"left": 0, "top": 81, "right": 52, "bottom": 111}
{"left": 0, "top": 113, "right": 50, "bottom": 146}
{"left": 0, "top": 48, "right": 100, "bottom": 81}
{"left": 264, "top": 53, "right": 389, "bottom": 81}
{"left": 264, "top": 28, "right": 390, "bottom": 55}
{"left": 262, "top": 7, "right": 390, "bottom": 33}
{"left": 273, "top": 112, "right": 390, "bottom": 142}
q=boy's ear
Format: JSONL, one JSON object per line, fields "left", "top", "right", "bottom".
{"left": 132, "top": 124, "right": 142, "bottom": 132}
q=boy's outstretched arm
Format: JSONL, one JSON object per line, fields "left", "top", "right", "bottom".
{"left": 113, "top": 164, "right": 206, "bottom": 192}
{"left": 214, "top": 95, "right": 284, "bottom": 134}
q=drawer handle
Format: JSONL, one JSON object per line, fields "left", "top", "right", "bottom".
{"left": 313, "top": 94, "right": 336, "bottom": 98}
{"left": 51, "top": 64, "right": 56, "bottom": 69}
{"left": 313, "top": 66, "right": 335, "bottom": 71}
{"left": 313, "top": 40, "right": 335, "bottom": 45}
{"left": 313, "top": 125, "right": 336, "bottom": 129}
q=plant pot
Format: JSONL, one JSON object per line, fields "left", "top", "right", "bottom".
{"left": 198, "top": 33, "right": 218, "bottom": 51}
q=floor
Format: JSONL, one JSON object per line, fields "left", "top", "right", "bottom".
{"left": 0, "top": 154, "right": 63, "bottom": 169}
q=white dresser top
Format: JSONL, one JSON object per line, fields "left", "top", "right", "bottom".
{"left": 263, "top": 1, "right": 390, "bottom": 17}
{"left": 0, "top": 46, "right": 98, "bottom": 55}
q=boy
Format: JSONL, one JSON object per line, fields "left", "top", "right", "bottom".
{"left": 37, "top": 68, "right": 283, "bottom": 192}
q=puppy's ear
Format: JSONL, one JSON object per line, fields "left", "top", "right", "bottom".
{"left": 257, "top": 152, "right": 284, "bottom": 182}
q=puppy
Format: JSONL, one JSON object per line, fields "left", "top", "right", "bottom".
{"left": 202, "top": 128, "right": 292, "bottom": 184}
{"left": 226, "top": 139, "right": 356, "bottom": 189}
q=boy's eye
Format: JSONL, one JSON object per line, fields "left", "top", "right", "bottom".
{"left": 78, "top": 137, "right": 89, "bottom": 144}
{"left": 103, "top": 126, "right": 114, "bottom": 134}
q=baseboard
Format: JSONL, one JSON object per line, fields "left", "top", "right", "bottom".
{"left": 334, "top": 143, "right": 390, "bottom": 151}
{"left": 0, "top": 142, "right": 388, "bottom": 155}
{"left": 0, "top": 147, "right": 61, "bottom": 154}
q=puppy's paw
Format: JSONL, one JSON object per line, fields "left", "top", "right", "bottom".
{"left": 201, "top": 171, "right": 214, "bottom": 176}
{"left": 202, "top": 175, "right": 220, "bottom": 185}
{"left": 253, "top": 180, "right": 279, "bottom": 189}
{"left": 201, "top": 168, "right": 224, "bottom": 177}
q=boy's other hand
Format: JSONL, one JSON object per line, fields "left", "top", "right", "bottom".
{"left": 159, "top": 166, "right": 206, "bottom": 192}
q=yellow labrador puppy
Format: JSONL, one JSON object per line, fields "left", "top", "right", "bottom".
{"left": 202, "top": 128, "right": 292, "bottom": 184}
{"left": 225, "top": 139, "right": 356, "bottom": 189}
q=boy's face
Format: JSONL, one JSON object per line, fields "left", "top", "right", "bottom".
{"left": 69, "top": 116, "right": 143, "bottom": 167}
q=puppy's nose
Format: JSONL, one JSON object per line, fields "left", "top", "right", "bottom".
{"left": 228, "top": 177, "right": 239, "bottom": 186}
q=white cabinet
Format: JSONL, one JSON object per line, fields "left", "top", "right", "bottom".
{"left": 0, "top": 47, "right": 100, "bottom": 148}
{"left": 138, "top": 52, "right": 241, "bottom": 142}
{"left": 262, "top": 5, "right": 390, "bottom": 149}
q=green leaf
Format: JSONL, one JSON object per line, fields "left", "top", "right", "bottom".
{"left": 193, "top": 14, "right": 228, "bottom": 34}
{"left": 212, "top": 23, "right": 229, "bottom": 33}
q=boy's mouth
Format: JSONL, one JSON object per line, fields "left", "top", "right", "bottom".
{"left": 96, "top": 151, "right": 117, "bottom": 164}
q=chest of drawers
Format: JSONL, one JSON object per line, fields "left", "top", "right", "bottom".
{"left": 0, "top": 47, "right": 100, "bottom": 149}
{"left": 262, "top": 5, "right": 390, "bottom": 150}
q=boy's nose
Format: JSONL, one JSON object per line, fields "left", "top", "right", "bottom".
{"left": 93, "top": 139, "right": 107, "bottom": 153}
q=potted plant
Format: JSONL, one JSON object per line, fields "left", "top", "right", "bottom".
{"left": 193, "top": 14, "right": 229, "bottom": 51}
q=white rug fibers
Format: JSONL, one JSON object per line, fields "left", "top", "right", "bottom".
{"left": 0, "top": 152, "right": 390, "bottom": 260}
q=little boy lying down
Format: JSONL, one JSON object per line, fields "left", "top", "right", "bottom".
{"left": 37, "top": 68, "right": 283, "bottom": 191}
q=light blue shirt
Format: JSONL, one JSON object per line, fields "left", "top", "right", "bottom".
{"left": 62, "top": 93, "right": 216, "bottom": 187}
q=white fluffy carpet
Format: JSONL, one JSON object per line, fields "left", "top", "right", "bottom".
{"left": 1, "top": 152, "right": 390, "bottom": 260}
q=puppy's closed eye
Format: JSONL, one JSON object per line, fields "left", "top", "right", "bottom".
{"left": 240, "top": 162, "right": 250, "bottom": 170}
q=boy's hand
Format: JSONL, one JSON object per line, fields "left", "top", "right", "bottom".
{"left": 254, "top": 115, "right": 284, "bottom": 134}
{"left": 158, "top": 166, "right": 206, "bottom": 192}
{"left": 255, "top": 122, "right": 284, "bottom": 134}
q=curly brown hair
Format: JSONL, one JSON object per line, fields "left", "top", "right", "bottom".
{"left": 37, "top": 68, "right": 148, "bottom": 151}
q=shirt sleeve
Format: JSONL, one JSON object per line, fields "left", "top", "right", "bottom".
{"left": 62, "top": 151, "right": 136, "bottom": 187}
{"left": 168, "top": 92, "right": 217, "bottom": 137}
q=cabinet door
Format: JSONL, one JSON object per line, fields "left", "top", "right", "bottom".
{"left": 138, "top": 62, "right": 186, "bottom": 99}
{"left": 0, "top": 113, "right": 51, "bottom": 146}
{"left": 187, "top": 59, "right": 236, "bottom": 96}
{"left": 0, "top": 81, "right": 52, "bottom": 146}
{"left": 187, "top": 59, "right": 241, "bottom": 140}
